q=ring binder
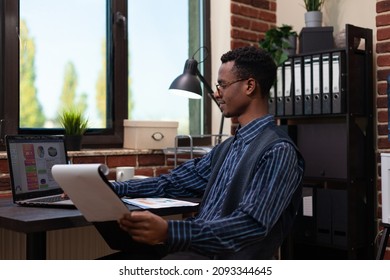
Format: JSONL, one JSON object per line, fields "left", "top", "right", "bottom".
{"left": 303, "top": 56, "right": 312, "bottom": 115}
{"left": 284, "top": 60, "right": 293, "bottom": 116}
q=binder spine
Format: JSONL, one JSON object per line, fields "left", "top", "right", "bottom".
{"left": 312, "top": 55, "right": 321, "bottom": 115}
{"left": 321, "top": 54, "right": 331, "bottom": 114}
{"left": 331, "top": 51, "right": 346, "bottom": 114}
{"left": 276, "top": 67, "right": 284, "bottom": 116}
{"left": 304, "top": 56, "right": 313, "bottom": 115}
{"left": 293, "top": 57, "right": 303, "bottom": 115}
{"left": 284, "top": 60, "right": 293, "bottom": 116}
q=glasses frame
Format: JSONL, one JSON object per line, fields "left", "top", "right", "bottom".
{"left": 215, "top": 78, "right": 247, "bottom": 93}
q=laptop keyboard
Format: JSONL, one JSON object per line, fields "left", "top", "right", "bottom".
{"left": 28, "top": 195, "right": 67, "bottom": 203}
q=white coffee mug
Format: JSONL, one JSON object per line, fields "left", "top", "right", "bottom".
{"left": 116, "top": 166, "right": 135, "bottom": 182}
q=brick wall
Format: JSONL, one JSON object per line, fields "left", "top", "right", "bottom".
{"left": 230, "top": 0, "right": 276, "bottom": 49}
{"left": 376, "top": 0, "right": 390, "bottom": 259}
{"left": 229, "top": 0, "right": 277, "bottom": 133}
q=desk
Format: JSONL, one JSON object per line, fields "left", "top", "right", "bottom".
{"left": 0, "top": 198, "right": 199, "bottom": 260}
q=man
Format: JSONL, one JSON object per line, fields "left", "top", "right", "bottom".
{"left": 110, "top": 46, "right": 305, "bottom": 260}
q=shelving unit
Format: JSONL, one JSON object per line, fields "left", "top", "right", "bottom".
{"left": 273, "top": 24, "right": 375, "bottom": 259}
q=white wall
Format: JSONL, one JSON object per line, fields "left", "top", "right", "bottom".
{"left": 277, "top": 0, "right": 375, "bottom": 40}
{"left": 210, "top": 0, "right": 231, "bottom": 136}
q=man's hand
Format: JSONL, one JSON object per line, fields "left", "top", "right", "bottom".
{"left": 118, "top": 211, "right": 168, "bottom": 245}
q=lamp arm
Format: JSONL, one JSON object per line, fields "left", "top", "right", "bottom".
{"left": 195, "top": 69, "right": 220, "bottom": 109}
{"left": 196, "top": 69, "right": 224, "bottom": 144}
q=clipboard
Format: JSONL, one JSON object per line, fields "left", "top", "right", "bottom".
{"left": 51, "top": 163, "right": 130, "bottom": 222}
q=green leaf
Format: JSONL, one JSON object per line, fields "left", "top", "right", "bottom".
{"left": 58, "top": 108, "right": 89, "bottom": 135}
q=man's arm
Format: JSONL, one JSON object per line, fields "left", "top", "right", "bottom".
{"left": 111, "top": 149, "right": 215, "bottom": 198}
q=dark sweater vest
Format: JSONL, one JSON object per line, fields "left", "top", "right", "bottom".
{"left": 201, "top": 121, "right": 304, "bottom": 259}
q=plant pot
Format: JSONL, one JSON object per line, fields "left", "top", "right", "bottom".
{"left": 283, "top": 35, "right": 297, "bottom": 57}
{"left": 304, "top": 11, "right": 322, "bottom": 28}
{"left": 65, "top": 135, "right": 83, "bottom": 151}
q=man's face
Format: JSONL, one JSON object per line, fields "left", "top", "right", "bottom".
{"left": 214, "top": 61, "right": 249, "bottom": 118}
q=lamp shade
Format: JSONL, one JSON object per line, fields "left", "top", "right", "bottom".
{"left": 169, "top": 59, "right": 202, "bottom": 99}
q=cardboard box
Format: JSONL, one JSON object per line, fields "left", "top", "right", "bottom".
{"left": 123, "top": 120, "right": 178, "bottom": 149}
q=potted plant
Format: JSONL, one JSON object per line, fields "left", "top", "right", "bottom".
{"left": 259, "top": 24, "right": 297, "bottom": 66}
{"left": 303, "top": 0, "right": 325, "bottom": 27}
{"left": 59, "top": 108, "right": 89, "bottom": 151}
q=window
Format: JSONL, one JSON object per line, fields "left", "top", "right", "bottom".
{"left": 128, "top": 0, "right": 211, "bottom": 135}
{"left": 0, "top": 0, "right": 210, "bottom": 149}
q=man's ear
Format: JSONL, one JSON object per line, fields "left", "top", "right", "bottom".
{"left": 246, "top": 78, "right": 256, "bottom": 96}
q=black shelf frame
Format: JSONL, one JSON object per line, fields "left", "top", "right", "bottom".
{"left": 278, "top": 24, "right": 375, "bottom": 260}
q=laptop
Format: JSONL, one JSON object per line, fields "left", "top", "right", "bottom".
{"left": 5, "top": 135, "right": 74, "bottom": 208}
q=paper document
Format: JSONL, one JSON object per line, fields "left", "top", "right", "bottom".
{"left": 122, "top": 197, "right": 199, "bottom": 209}
{"left": 52, "top": 163, "right": 129, "bottom": 222}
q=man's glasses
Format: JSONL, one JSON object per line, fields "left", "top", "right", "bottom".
{"left": 215, "top": 78, "right": 247, "bottom": 93}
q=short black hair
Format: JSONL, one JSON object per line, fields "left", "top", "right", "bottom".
{"left": 220, "top": 46, "right": 277, "bottom": 98}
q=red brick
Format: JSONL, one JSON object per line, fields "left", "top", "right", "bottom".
{"left": 231, "top": 15, "right": 251, "bottom": 29}
{"left": 135, "top": 168, "right": 155, "bottom": 177}
{"left": 155, "top": 167, "right": 172, "bottom": 176}
{"left": 377, "top": 14, "right": 390, "bottom": 27}
{"left": 231, "top": 40, "right": 252, "bottom": 50}
{"left": 377, "top": 69, "right": 390, "bottom": 81}
{"left": 377, "top": 0, "right": 390, "bottom": 13}
{"left": 0, "top": 159, "right": 9, "bottom": 173}
{"left": 138, "top": 154, "right": 165, "bottom": 166}
{"left": 378, "top": 81, "right": 387, "bottom": 95}
{"left": 377, "top": 41, "right": 390, "bottom": 54}
{"left": 377, "top": 96, "right": 388, "bottom": 108}
{"left": 251, "top": 20, "right": 269, "bottom": 32}
{"left": 378, "top": 137, "right": 390, "bottom": 149}
{"left": 106, "top": 155, "right": 136, "bottom": 167}
{"left": 252, "top": 0, "right": 272, "bottom": 10}
{"left": 71, "top": 156, "right": 106, "bottom": 164}
{"left": 379, "top": 124, "right": 389, "bottom": 135}
{"left": 0, "top": 175, "right": 11, "bottom": 192}
{"left": 377, "top": 27, "right": 390, "bottom": 41}
{"left": 377, "top": 54, "right": 390, "bottom": 66}
{"left": 378, "top": 110, "right": 389, "bottom": 122}
{"left": 270, "top": 0, "right": 276, "bottom": 11}
{"left": 232, "top": 3, "right": 261, "bottom": 19}
{"left": 258, "top": 10, "right": 276, "bottom": 22}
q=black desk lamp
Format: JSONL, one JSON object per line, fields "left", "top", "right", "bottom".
{"left": 168, "top": 58, "right": 224, "bottom": 144}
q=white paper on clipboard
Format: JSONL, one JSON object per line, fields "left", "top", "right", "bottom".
{"left": 52, "top": 163, "right": 129, "bottom": 222}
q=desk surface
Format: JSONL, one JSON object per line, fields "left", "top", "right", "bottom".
{"left": 0, "top": 197, "right": 199, "bottom": 259}
{"left": 0, "top": 197, "right": 199, "bottom": 234}
{"left": 0, "top": 198, "right": 89, "bottom": 233}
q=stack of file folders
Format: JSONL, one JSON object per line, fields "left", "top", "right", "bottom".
{"left": 269, "top": 50, "right": 346, "bottom": 117}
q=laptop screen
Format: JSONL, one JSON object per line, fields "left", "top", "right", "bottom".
{"left": 6, "top": 135, "right": 68, "bottom": 200}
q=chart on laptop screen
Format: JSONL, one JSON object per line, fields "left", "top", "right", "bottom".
{"left": 8, "top": 138, "right": 67, "bottom": 195}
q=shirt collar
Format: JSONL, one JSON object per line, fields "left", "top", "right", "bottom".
{"left": 235, "top": 114, "right": 275, "bottom": 144}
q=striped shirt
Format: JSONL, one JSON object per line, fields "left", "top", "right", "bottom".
{"left": 111, "top": 114, "right": 304, "bottom": 257}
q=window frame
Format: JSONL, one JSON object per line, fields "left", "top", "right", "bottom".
{"left": 0, "top": 0, "right": 211, "bottom": 149}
